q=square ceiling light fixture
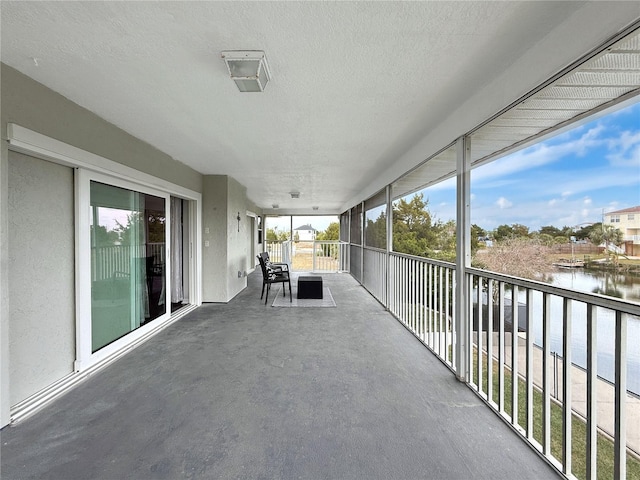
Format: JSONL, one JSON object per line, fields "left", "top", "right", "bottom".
{"left": 221, "top": 50, "right": 270, "bottom": 92}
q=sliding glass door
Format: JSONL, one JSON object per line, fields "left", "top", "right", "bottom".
{"left": 90, "top": 181, "right": 166, "bottom": 352}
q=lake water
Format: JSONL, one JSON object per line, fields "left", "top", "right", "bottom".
{"left": 539, "top": 268, "right": 640, "bottom": 395}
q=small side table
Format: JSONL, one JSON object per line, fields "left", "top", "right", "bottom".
{"left": 297, "top": 276, "right": 323, "bottom": 299}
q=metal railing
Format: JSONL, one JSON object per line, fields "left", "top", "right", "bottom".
{"left": 355, "top": 248, "right": 640, "bottom": 479}
{"left": 464, "top": 267, "right": 640, "bottom": 479}
{"left": 265, "top": 240, "right": 290, "bottom": 264}
{"left": 265, "top": 240, "right": 349, "bottom": 272}
{"left": 388, "top": 253, "right": 455, "bottom": 369}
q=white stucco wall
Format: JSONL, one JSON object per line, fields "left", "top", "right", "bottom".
{"left": 201, "top": 175, "right": 260, "bottom": 303}
{"left": 227, "top": 177, "right": 250, "bottom": 300}
{"left": 8, "top": 152, "right": 76, "bottom": 405}
{"left": 202, "top": 175, "right": 229, "bottom": 302}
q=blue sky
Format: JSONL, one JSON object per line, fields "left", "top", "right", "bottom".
{"left": 418, "top": 100, "right": 640, "bottom": 232}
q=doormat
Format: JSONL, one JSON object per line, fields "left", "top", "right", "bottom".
{"left": 271, "top": 287, "right": 336, "bottom": 307}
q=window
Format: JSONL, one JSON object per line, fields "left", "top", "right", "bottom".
{"left": 611, "top": 215, "right": 620, "bottom": 223}
{"left": 629, "top": 214, "right": 635, "bottom": 221}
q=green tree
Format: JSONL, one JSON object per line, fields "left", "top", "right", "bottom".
{"left": 537, "top": 233, "right": 555, "bottom": 246}
{"left": 511, "top": 223, "right": 530, "bottom": 238}
{"left": 471, "top": 224, "right": 486, "bottom": 253}
{"left": 266, "top": 227, "right": 289, "bottom": 242}
{"left": 365, "top": 211, "right": 387, "bottom": 249}
{"left": 392, "top": 193, "right": 457, "bottom": 261}
{"left": 392, "top": 194, "right": 436, "bottom": 257}
{"left": 114, "top": 210, "right": 165, "bottom": 245}
{"left": 575, "top": 223, "right": 597, "bottom": 240}
{"left": 539, "top": 225, "right": 562, "bottom": 237}
{"left": 91, "top": 224, "right": 119, "bottom": 246}
{"left": 493, "top": 224, "right": 514, "bottom": 242}
{"left": 430, "top": 219, "right": 456, "bottom": 262}
{"left": 493, "top": 223, "right": 530, "bottom": 242}
{"left": 316, "top": 222, "right": 340, "bottom": 241}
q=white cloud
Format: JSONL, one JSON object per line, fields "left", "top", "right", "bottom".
{"left": 472, "top": 126, "right": 609, "bottom": 186}
{"left": 607, "top": 141, "right": 640, "bottom": 168}
{"left": 548, "top": 199, "right": 557, "bottom": 206}
{"left": 561, "top": 191, "right": 572, "bottom": 198}
{"left": 496, "top": 197, "right": 513, "bottom": 209}
{"left": 583, "top": 197, "right": 592, "bottom": 205}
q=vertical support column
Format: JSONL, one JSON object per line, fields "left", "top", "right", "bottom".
{"left": 455, "top": 135, "right": 471, "bottom": 382}
{"left": 386, "top": 185, "right": 392, "bottom": 310}
{"left": 0, "top": 135, "right": 10, "bottom": 427}
{"left": 360, "top": 201, "right": 364, "bottom": 285}
{"left": 347, "top": 208, "right": 352, "bottom": 273}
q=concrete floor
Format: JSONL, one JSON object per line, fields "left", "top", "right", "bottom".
{"left": 1, "top": 272, "right": 561, "bottom": 479}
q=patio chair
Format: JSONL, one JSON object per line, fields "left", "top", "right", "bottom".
{"left": 258, "top": 251, "right": 289, "bottom": 274}
{"left": 257, "top": 254, "right": 292, "bottom": 305}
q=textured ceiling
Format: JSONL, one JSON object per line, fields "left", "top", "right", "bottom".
{"left": 2, "top": 1, "right": 639, "bottom": 214}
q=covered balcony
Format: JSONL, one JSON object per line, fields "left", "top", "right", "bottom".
{"left": 1, "top": 272, "right": 560, "bottom": 479}
{"left": 1, "top": 3, "right": 640, "bottom": 480}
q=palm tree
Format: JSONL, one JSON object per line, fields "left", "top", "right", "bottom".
{"left": 589, "top": 223, "right": 624, "bottom": 261}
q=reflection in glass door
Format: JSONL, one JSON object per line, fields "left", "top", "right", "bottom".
{"left": 90, "top": 181, "right": 166, "bottom": 352}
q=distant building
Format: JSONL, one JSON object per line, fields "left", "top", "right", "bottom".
{"left": 604, "top": 206, "right": 640, "bottom": 256}
{"left": 294, "top": 224, "right": 316, "bottom": 241}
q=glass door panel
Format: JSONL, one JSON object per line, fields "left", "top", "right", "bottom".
{"left": 90, "top": 181, "right": 166, "bottom": 352}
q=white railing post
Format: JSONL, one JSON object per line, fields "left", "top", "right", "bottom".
{"left": 562, "top": 298, "right": 573, "bottom": 476}
{"left": 543, "top": 293, "right": 551, "bottom": 456}
{"left": 455, "top": 135, "right": 471, "bottom": 381}
{"left": 586, "top": 304, "right": 598, "bottom": 480}
{"left": 614, "top": 311, "right": 627, "bottom": 480}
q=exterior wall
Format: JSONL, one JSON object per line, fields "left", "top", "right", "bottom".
{"left": 227, "top": 177, "right": 255, "bottom": 300}
{"left": 202, "top": 175, "right": 229, "bottom": 302}
{"left": 8, "top": 152, "right": 76, "bottom": 405}
{"left": 0, "top": 63, "right": 205, "bottom": 427}
{"left": 201, "top": 175, "right": 260, "bottom": 302}
{"left": 604, "top": 209, "right": 640, "bottom": 233}
{"left": 295, "top": 229, "right": 315, "bottom": 241}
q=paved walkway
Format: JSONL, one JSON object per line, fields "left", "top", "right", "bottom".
{"left": 0, "top": 273, "right": 560, "bottom": 479}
